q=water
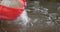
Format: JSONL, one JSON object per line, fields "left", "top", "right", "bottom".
{"left": 26, "top": 1, "right": 60, "bottom": 32}
{"left": 0, "top": 0, "right": 60, "bottom": 32}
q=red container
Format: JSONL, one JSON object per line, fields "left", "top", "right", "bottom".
{"left": 0, "top": 0, "right": 26, "bottom": 20}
